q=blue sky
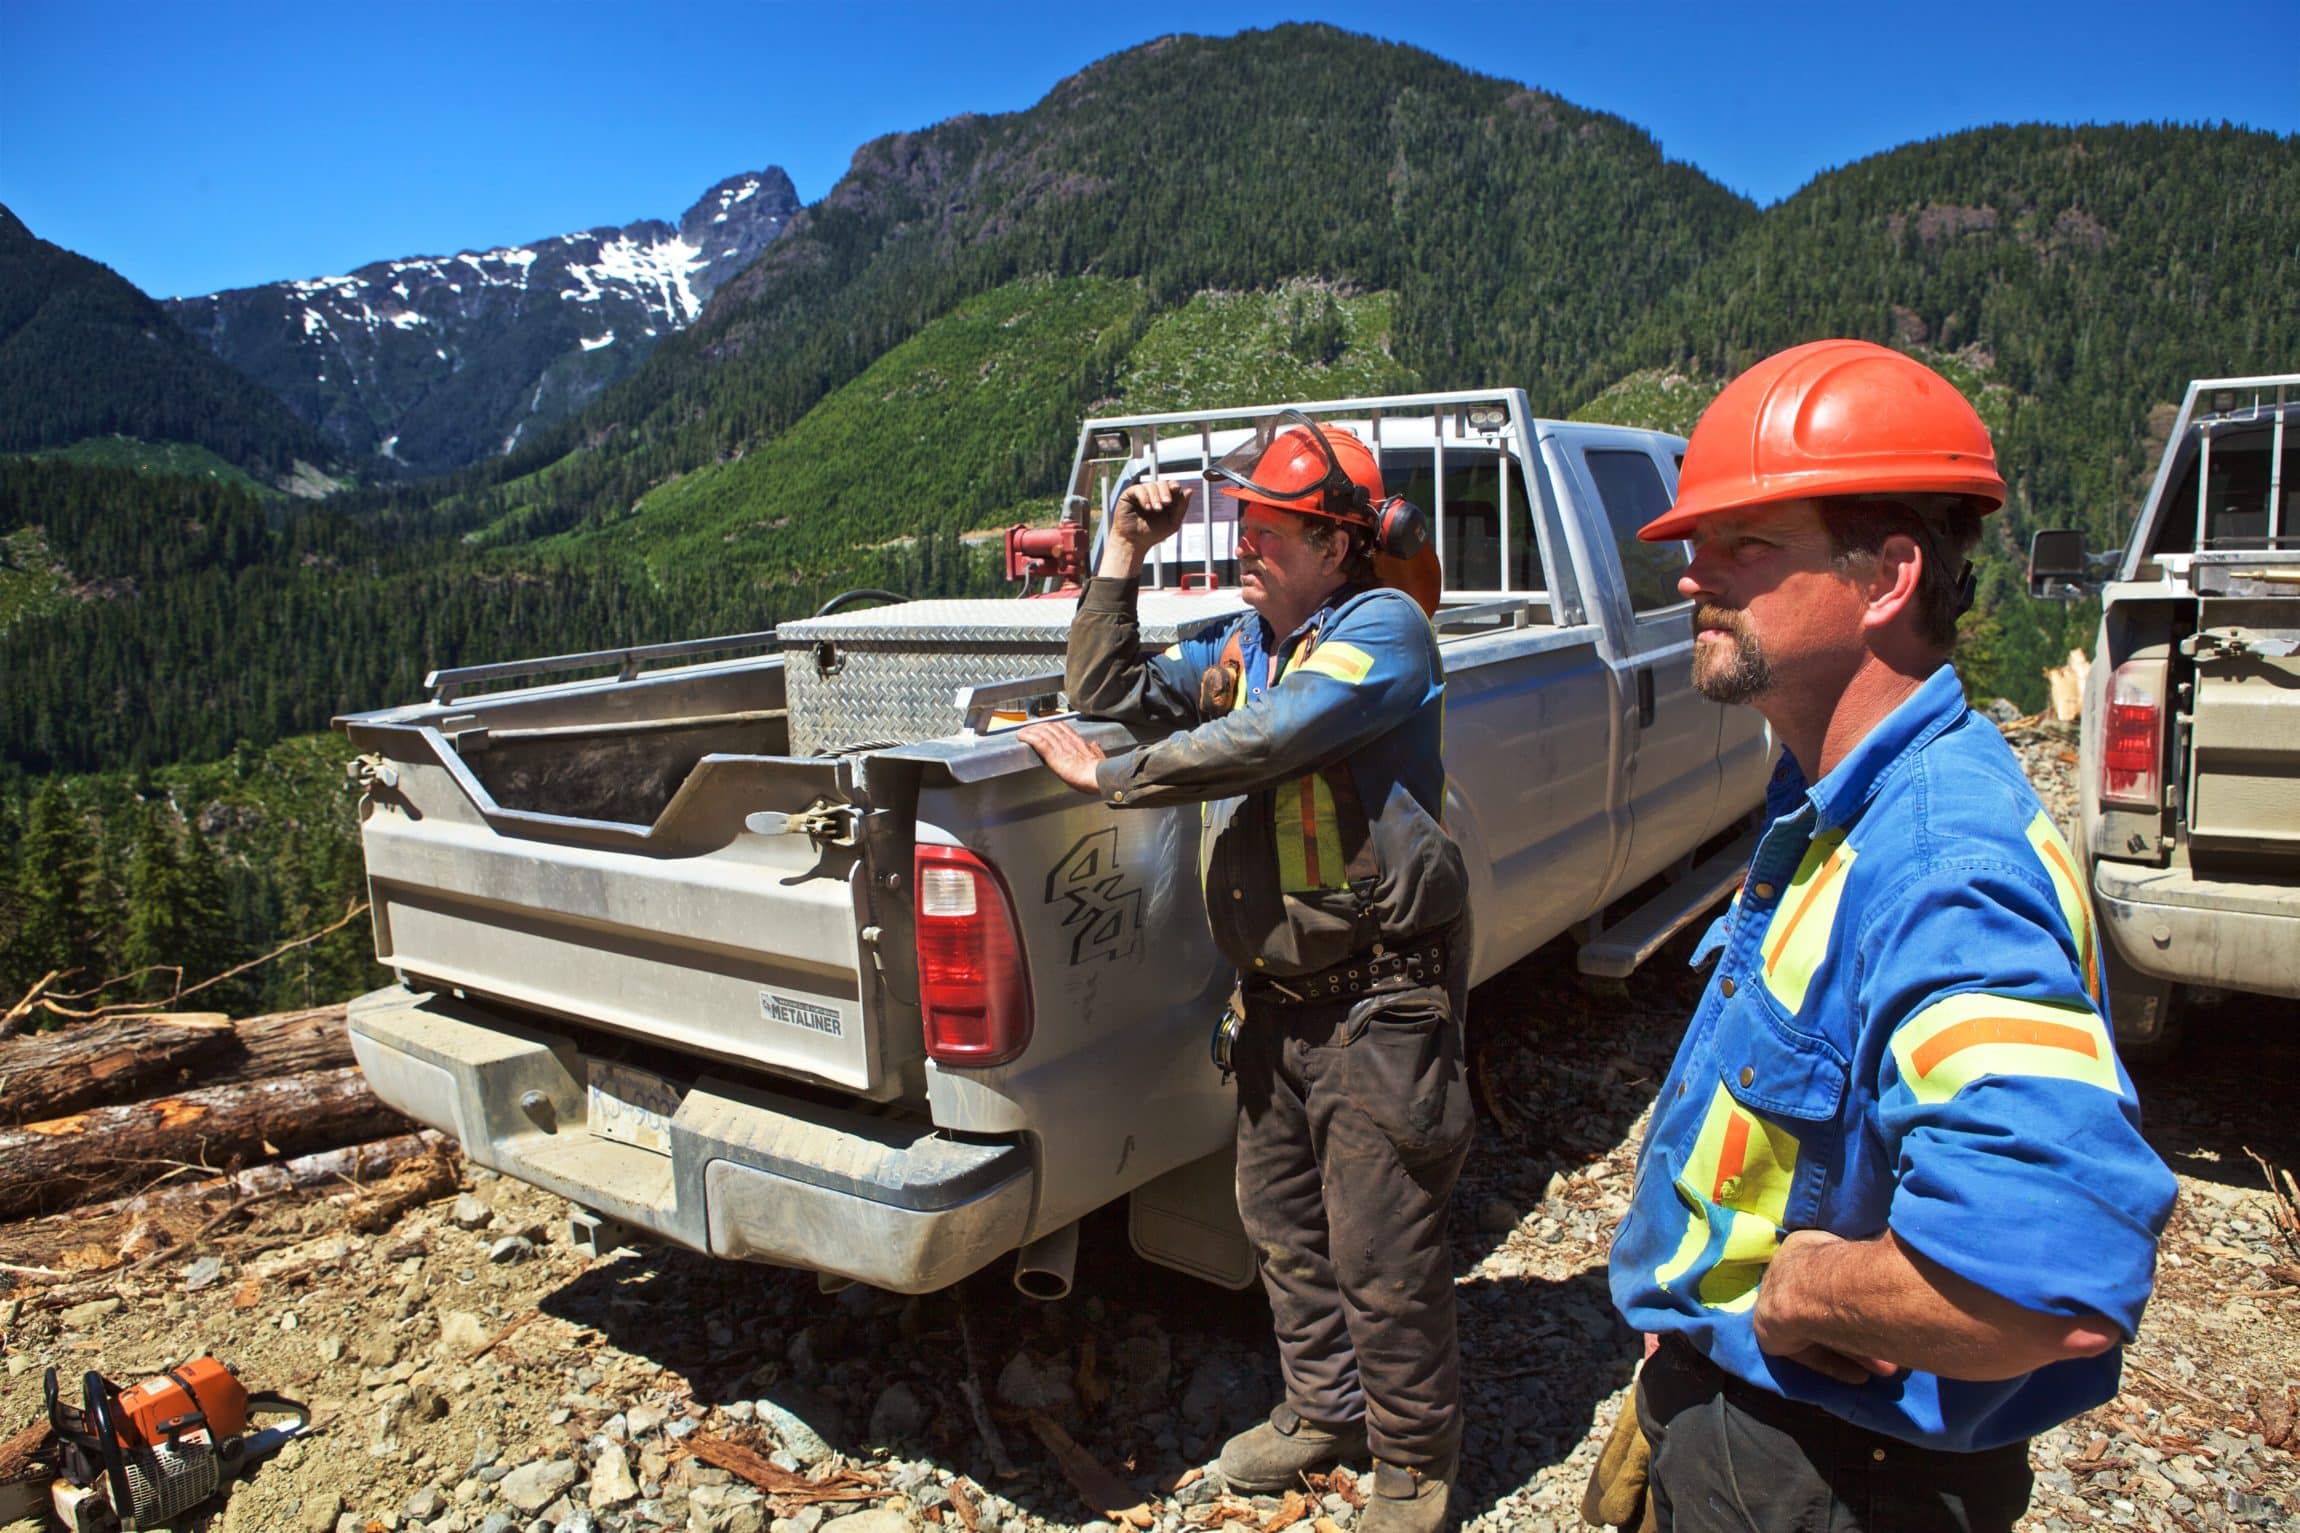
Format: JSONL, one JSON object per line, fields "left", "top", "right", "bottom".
{"left": 3, "top": 0, "right": 2293, "bottom": 301}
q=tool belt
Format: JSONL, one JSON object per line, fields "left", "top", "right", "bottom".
{"left": 1247, "top": 931, "right": 1449, "bottom": 1006}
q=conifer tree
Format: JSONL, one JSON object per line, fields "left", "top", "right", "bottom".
{"left": 123, "top": 798, "right": 230, "bottom": 1002}
{"left": 11, "top": 780, "right": 99, "bottom": 997}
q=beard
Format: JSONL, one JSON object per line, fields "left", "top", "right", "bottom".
{"left": 1691, "top": 602, "right": 1772, "bottom": 704}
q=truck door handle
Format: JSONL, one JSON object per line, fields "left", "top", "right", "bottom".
{"left": 1636, "top": 667, "right": 1656, "bottom": 728}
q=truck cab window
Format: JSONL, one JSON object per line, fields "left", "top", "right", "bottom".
{"left": 1382, "top": 452, "right": 1545, "bottom": 594}
{"left": 2145, "top": 432, "right": 2298, "bottom": 557}
{"left": 1585, "top": 448, "right": 1688, "bottom": 612}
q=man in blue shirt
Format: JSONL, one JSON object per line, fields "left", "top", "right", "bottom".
{"left": 1021, "top": 414, "right": 1468, "bottom": 1533}
{"left": 1604, "top": 341, "right": 2176, "bottom": 1532}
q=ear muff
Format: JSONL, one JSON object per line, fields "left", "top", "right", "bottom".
{"left": 1373, "top": 497, "right": 1428, "bottom": 562}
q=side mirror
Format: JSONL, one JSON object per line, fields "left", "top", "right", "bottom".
{"left": 2027, "top": 528, "right": 2095, "bottom": 600}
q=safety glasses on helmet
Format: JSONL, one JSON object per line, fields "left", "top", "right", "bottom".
{"left": 1207, "top": 409, "right": 1373, "bottom": 518}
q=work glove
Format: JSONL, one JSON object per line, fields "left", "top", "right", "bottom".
{"left": 1579, "top": 1387, "right": 1657, "bottom": 1533}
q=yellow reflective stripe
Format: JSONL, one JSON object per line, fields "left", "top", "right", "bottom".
{"left": 1653, "top": 1187, "right": 1711, "bottom": 1291}
{"left": 1699, "top": 1208, "right": 1782, "bottom": 1311}
{"left": 1891, "top": 993, "right": 2120, "bottom": 1105}
{"left": 1293, "top": 641, "right": 1376, "bottom": 686}
{"left": 1274, "top": 775, "right": 1347, "bottom": 892}
{"left": 1274, "top": 778, "right": 1312, "bottom": 892}
{"left": 1308, "top": 775, "right": 1345, "bottom": 889}
{"left": 1684, "top": 1083, "right": 1801, "bottom": 1223}
{"left": 1654, "top": 1083, "right": 1801, "bottom": 1307}
{"left": 2025, "top": 813, "right": 2102, "bottom": 1003}
{"left": 1759, "top": 831, "right": 1856, "bottom": 1016}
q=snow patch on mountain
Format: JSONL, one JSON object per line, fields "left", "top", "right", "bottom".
{"left": 561, "top": 234, "right": 704, "bottom": 326}
{"left": 163, "top": 166, "right": 800, "bottom": 476}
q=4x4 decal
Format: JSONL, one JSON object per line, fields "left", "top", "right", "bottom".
{"left": 1046, "top": 828, "right": 1144, "bottom": 966}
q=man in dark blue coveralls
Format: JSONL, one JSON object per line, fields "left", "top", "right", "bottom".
{"left": 1020, "top": 413, "right": 1469, "bottom": 1533}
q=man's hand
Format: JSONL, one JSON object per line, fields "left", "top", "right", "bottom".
{"left": 1017, "top": 721, "right": 1107, "bottom": 794}
{"left": 1098, "top": 480, "right": 1197, "bottom": 578}
{"left": 1753, "top": 1230, "right": 1902, "bottom": 1384}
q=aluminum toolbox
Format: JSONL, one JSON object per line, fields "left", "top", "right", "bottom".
{"left": 776, "top": 593, "right": 1250, "bottom": 753}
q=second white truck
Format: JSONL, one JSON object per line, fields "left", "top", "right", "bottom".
{"left": 335, "top": 390, "right": 1772, "bottom": 1295}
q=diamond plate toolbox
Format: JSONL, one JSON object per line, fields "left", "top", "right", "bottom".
{"left": 776, "top": 594, "right": 1248, "bottom": 754}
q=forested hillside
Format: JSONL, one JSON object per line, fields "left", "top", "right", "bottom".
{"left": 435, "top": 23, "right": 1753, "bottom": 545}
{"left": 0, "top": 206, "right": 336, "bottom": 480}
{"left": 0, "top": 735, "right": 380, "bottom": 1020}
{"left": 1593, "top": 122, "right": 2300, "bottom": 702}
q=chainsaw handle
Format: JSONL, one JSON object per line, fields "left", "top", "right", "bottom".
{"left": 83, "top": 1371, "right": 138, "bottom": 1530}
{"left": 243, "top": 1391, "right": 308, "bottom": 1432}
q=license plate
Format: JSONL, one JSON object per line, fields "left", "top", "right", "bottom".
{"left": 586, "top": 1060, "right": 683, "bottom": 1156}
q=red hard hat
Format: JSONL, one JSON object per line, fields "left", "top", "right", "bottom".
{"left": 1212, "top": 420, "right": 1385, "bottom": 528}
{"left": 1639, "top": 339, "right": 2007, "bottom": 542}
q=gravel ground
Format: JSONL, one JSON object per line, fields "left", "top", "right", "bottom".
{"left": 2, "top": 719, "right": 2293, "bottom": 1533}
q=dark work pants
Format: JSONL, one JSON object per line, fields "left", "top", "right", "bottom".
{"left": 1231, "top": 949, "right": 1473, "bottom": 1472}
{"left": 1636, "top": 1338, "right": 2034, "bottom": 1533}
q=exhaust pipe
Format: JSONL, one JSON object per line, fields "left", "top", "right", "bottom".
{"left": 1012, "top": 1220, "right": 1079, "bottom": 1300}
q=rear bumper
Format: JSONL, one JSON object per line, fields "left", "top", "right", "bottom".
{"left": 2091, "top": 859, "right": 2300, "bottom": 1000}
{"left": 346, "top": 986, "right": 1034, "bottom": 1292}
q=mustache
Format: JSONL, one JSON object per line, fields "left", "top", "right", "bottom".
{"left": 1693, "top": 602, "right": 1747, "bottom": 633}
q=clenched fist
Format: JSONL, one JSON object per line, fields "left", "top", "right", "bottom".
{"left": 1099, "top": 480, "right": 1197, "bottom": 577}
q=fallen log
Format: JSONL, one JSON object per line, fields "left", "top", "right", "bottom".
{"left": 0, "top": 1131, "right": 450, "bottom": 1274}
{"left": 0, "top": 1066, "right": 412, "bottom": 1219}
{"left": 0, "top": 1013, "right": 235, "bottom": 1127}
{"left": 0, "top": 1004, "right": 353, "bottom": 1126}
{"left": 204, "top": 1004, "right": 356, "bottom": 1089}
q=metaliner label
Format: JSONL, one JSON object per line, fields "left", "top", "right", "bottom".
{"left": 761, "top": 991, "right": 843, "bottom": 1037}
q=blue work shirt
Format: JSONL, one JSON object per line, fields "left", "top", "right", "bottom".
{"left": 1068, "top": 575, "right": 1465, "bottom": 976}
{"left": 1610, "top": 664, "right": 2177, "bottom": 1452}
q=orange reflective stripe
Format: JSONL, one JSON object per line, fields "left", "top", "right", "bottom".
{"left": 1910, "top": 1014, "right": 2098, "bottom": 1079}
{"left": 1294, "top": 641, "right": 1376, "bottom": 685}
{"left": 1655, "top": 1083, "right": 1802, "bottom": 1307}
{"left": 1892, "top": 993, "right": 2121, "bottom": 1104}
{"left": 1766, "top": 842, "right": 1848, "bottom": 977}
{"left": 1758, "top": 831, "right": 1856, "bottom": 1016}
{"left": 1298, "top": 774, "right": 1324, "bottom": 888}
{"left": 1711, "top": 1113, "right": 1751, "bottom": 1202}
{"left": 1273, "top": 775, "right": 1347, "bottom": 893}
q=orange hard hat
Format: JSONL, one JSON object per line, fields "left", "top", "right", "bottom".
{"left": 1639, "top": 339, "right": 2007, "bottom": 542}
{"left": 1210, "top": 416, "right": 1385, "bottom": 527}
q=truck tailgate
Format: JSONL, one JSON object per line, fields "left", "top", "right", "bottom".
{"left": 352, "top": 730, "right": 906, "bottom": 1098}
{"left": 2186, "top": 599, "right": 2300, "bottom": 863}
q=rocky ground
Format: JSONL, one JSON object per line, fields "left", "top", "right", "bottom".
{"left": 2, "top": 720, "right": 2294, "bottom": 1533}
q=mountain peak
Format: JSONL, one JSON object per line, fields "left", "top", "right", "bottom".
{"left": 161, "top": 169, "right": 801, "bottom": 476}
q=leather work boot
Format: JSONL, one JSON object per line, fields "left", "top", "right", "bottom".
{"left": 1215, "top": 1403, "right": 1368, "bottom": 1494}
{"left": 1358, "top": 1458, "right": 1455, "bottom": 1533}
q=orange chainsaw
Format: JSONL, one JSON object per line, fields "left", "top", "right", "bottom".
{"left": 45, "top": 1358, "right": 305, "bottom": 1532}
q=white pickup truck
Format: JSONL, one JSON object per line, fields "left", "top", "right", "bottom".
{"left": 2028, "top": 373, "right": 2300, "bottom": 1057}
{"left": 336, "top": 390, "right": 1771, "bottom": 1296}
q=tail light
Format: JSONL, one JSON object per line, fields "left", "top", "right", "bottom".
{"left": 914, "top": 845, "right": 1033, "bottom": 1066}
{"left": 2100, "top": 659, "right": 2165, "bottom": 810}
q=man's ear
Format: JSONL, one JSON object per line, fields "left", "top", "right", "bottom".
{"left": 1862, "top": 533, "right": 1924, "bottom": 633}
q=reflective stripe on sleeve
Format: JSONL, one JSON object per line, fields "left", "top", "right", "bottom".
{"left": 1890, "top": 992, "right": 2121, "bottom": 1105}
{"left": 1759, "top": 830, "right": 1856, "bottom": 1016}
{"left": 2024, "top": 812, "right": 2102, "bottom": 1003}
{"left": 1292, "top": 641, "right": 1376, "bottom": 685}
